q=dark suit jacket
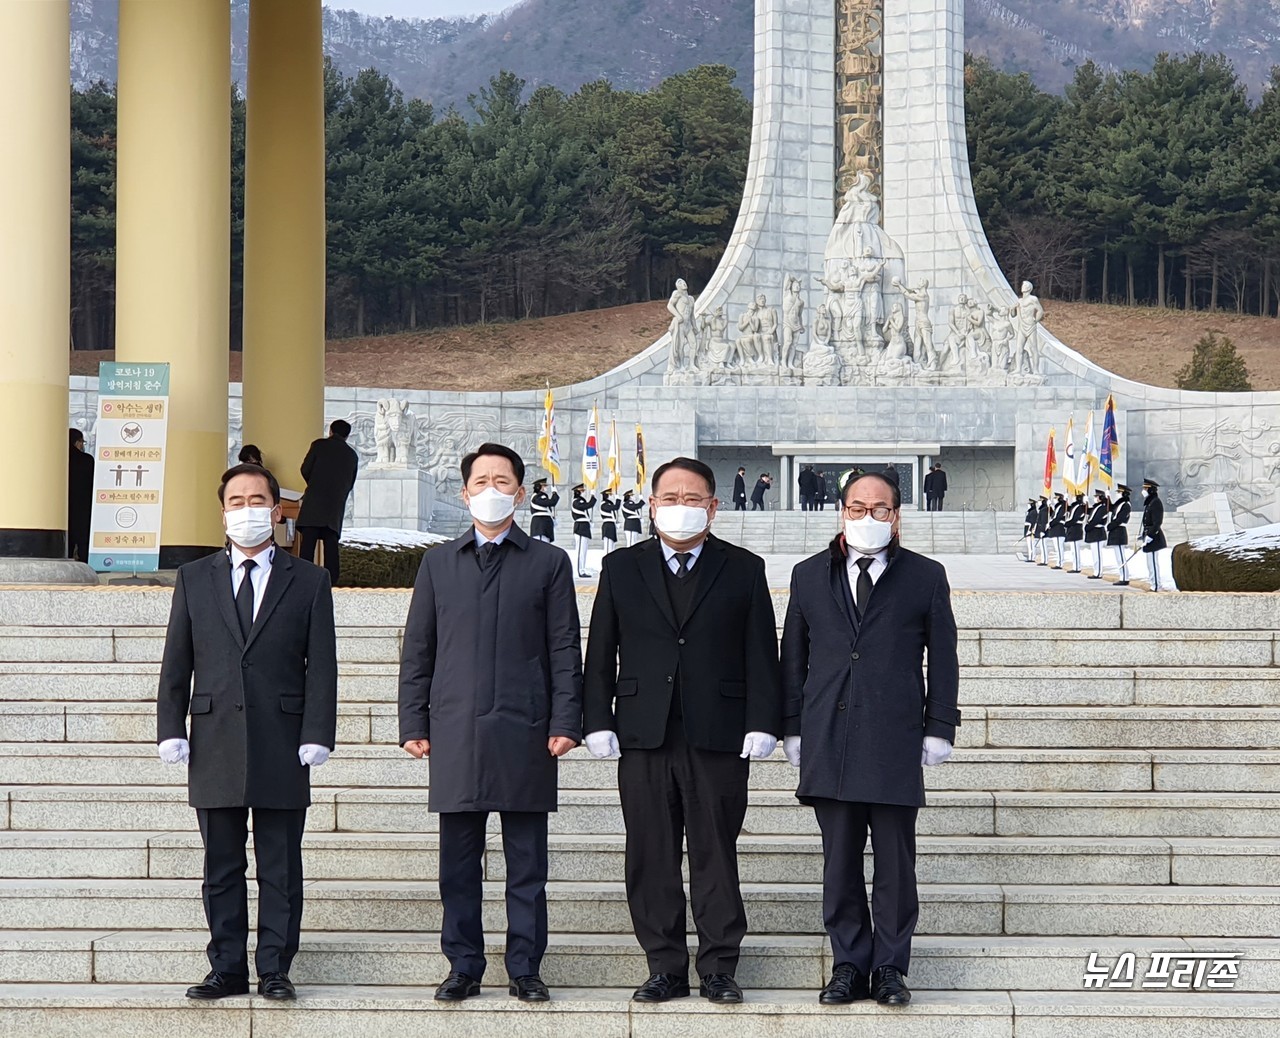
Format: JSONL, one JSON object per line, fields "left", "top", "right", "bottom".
{"left": 156, "top": 550, "right": 338, "bottom": 809}
{"left": 934, "top": 469, "right": 948, "bottom": 494}
{"left": 583, "top": 534, "right": 782, "bottom": 752}
{"left": 297, "top": 436, "right": 360, "bottom": 535}
{"left": 780, "top": 539, "right": 960, "bottom": 808}
{"left": 398, "top": 523, "right": 582, "bottom": 813}
{"left": 750, "top": 479, "right": 768, "bottom": 505}
{"left": 922, "top": 471, "right": 936, "bottom": 497}
{"left": 67, "top": 447, "right": 94, "bottom": 546}
{"left": 732, "top": 474, "right": 747, "bottom": 503}
{"left": 1141, "top": 494, "right": 1167, "bottom": 551}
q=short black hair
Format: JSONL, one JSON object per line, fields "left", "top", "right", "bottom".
{"left": 461, "top": 442, "right": 525, "bottom": 485}
{"left": 69, "top": 428, "right": 84, "bottom": 448}
{"left": 651, "top": 456, "right": 715, "bottom": 496}
{"left": 737, "top": 467, "right": 745, "bottom": 473}
{"left": 330, "top": 419, "right": 352, "bottom": 438}
{"left": 238, "top": 443, "right": 262, "bottom": 464}
{"left": 218, "top": 463, "right": 281, "bottom": 504}
{"left": 841, "top": 470, "right": 901, "bottom": 509}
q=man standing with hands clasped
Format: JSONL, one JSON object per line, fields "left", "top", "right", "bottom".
{"left": 780, "top": 470, "right": 960, "bottom": 1007}
{"left": 399, "top": 443, "right": 582, "bottom": 1004}
{"left": 156, "top": 463, "right": 338, "bottom": 1002}
{"left": 583, "top": 457, "right": 782, "bottom": 1006}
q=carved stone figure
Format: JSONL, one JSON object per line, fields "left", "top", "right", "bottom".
{"left": 374, "top": 398, "right": 411, "bottom": 465}
{"left": 781, "top": 276, "right": 805, "bottom": 369}
{"left": 734, "top": 298, "right": 766, "bottom": 367}
{"left": 803, "top": 304, "right": 841, "bottom": 385}
{"left": 702, "top": 305, "right": 733, "bottom": 374}
{"left": 757, "top": 293, "right": 781, "bottom": 366}
{"left": 892, "top": 277, "right": 935, "bottom": 370}
{"left": 855, "top": 248, "right": 887, "bottom": 348}
{"left": 828, "top": 171, "right": 882, "bottom": 259}
{"left": 884, "top": 303, "right": 908, "bottom": 360}
{"left": 665, "top": 278, "right": 698, "bottom": 374}
{"left": 965, "top": 300, "right": 992, "bottom": 370}
{"left": 817, "top": 262, "right": 852, "bottom": 350}
{"left": 943, "top": 295, "right": 970, "bottom": 372}
{"left": 987, "top": 304, "right": 1014, "bottom": 371}
{"left": 1012, "top": 279, "right": 1046, "bottom": 374}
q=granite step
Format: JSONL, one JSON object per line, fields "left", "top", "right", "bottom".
{"left": 7, "top": 787, "right": 1280, "bottom": 838}
{"left": 3, "top": 831, "right": 1277, "bottom": 886}
{"left": 1, "top": 877, "right": 1277, "bottom": 937}
{"left": 2, "top": 931, "right": 1275, "bottom": 992}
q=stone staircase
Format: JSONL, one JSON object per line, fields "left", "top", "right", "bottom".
{"left": 1, "top": 586, "right": 1279, "bottom": 1034}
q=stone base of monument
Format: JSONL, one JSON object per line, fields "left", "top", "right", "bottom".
{"left": 0, "top": 557, "right": 98, "bottom": 585}
{"left": 2, "top": 587, "right": 1280, "bottom": 1030}
{"left": 351, "top": 465, "right": 435, "bottom": 532}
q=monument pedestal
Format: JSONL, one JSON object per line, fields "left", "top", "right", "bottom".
{"left": 352, "top": 465, "right": 435, "bottom": 532}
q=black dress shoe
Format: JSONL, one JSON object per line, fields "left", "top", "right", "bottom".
{"left": 435, "top": 971, "right": 482, "bottom": 1002}
{"left": 870, "top": 965, "right": 911, "bottom": 1005}
{"left": 819, "top": 963, "right": 870, "bottom": 1004}
{"left": 1116, "top": 580, "right": 1130, "bottom": 586}
{"left": 699, "top": 973, "right": 743, "bottom": 1004}
{"left": 185, "top": 970, "right": 249, "bottom": 1000}
{"left": 632, "top": 973, "right": 691, "bottom": 1002}
{"left": 257, "top": 972, "right": 295, "bottom": 1000}
{"left": 509, "top": 974, "right": 550, "bottom": 1002}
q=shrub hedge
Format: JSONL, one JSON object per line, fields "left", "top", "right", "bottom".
{"left": 337, "top": 542, "right": 434, "bottom": 588}
{"left": 1172, "top": 540, "right": 1280, "bottom": 592}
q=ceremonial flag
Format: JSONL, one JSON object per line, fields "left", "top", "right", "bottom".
{"left": 537, "top": 384, "right": 561, "bottom": 484}
{"left": 581, "top": 405, "right": 601, "bottom": 489}
{"left": 1063, "top": 416, "right": 1078, "bottom": 495}
{"left": 1043, "top": 427, "right": 1057, "bottom": 496}
{"left": 1081, "top": 410, "right": 1098, "bottom": 493}
{"left": 635, "top": 424, "right": 647, "bottom": 492}
{"left": 1100, "top": 394, "right": 1119, "bottom": 487}
{"left": 606, "top": 418, "right": 621, "bottom": 493}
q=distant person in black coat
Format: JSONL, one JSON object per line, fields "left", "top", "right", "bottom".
{"left": 732, "top": 467, "right": 748, "bottom": 511}
{"left": 67, "top": 428, "right": 94, "bottom": 562}
{"left": 780, "top": 471, "right": 960, "bottom": 1008}
{"left": 296, "top": 420, "right": 360, "bottom": 587}
{"left": 238, "top": 444, "right": 263, "bottom": 466}
{"left": 750, "top": 473, "right": 770, "bottom": 511}
{"left": 924, "top": 463, "right": 947, "bottom": 511}
{"left": 813, "top": 470, "right": 828, "bottom": 511}
{"left": 798, "top": 464, "right": 817, "bottom": 511}
{"left": 156, "top": 463, "right": 337, "bottom": 1002}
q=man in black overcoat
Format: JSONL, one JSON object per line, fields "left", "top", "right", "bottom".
{"left": 732, "top": 466, "right": 748, "bottom": 510}
{"left": 156, "top": 463, "right": 338, "bottom": 1002}
{"left": 583, "top": 457, "right": 782, "bottom": 1006}
{"left": 399, "top": 443, "right": 582, "bottom": 1004}
{"left": 780, "top": 471, "right": 960, "bottom": 1007}
{"left": 297, "top": 419, "right": 360, "bottom": 587}
{"left": 67, "top": 428, "right": 94, "bottom": 562}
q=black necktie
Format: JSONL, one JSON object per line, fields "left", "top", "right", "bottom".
{"left": 480, "top": 541, "right": 498, "bottom": 568}
{"left": 236, "top": 559, "right": 257, "bottom": 639}
{"left": 855, "top": 556, "right": 874, "bottom": 616}
{"left": 675, "top": 552, "right": 692, "bottom": 579}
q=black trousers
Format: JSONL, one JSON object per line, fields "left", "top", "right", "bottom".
{"left": 750, "top": 500, "right": 764, "bottom": 511}
{"left": 197, "top": 806, "right": 307, "bottom": 977}
{"left": 298, "top": 525, "right": 340, "bottom": 586}
{"left": 811, "top": 798, "right": 919, "bottom": 975}
{"left": 799, "top": 493, "right": 814, "bottom": 511}
{"left": 438, "top": 810, "right": 549, "bottom": 981}
{"left": 618, "top": 722, "right": 749, "bottom": 978}
{"left": 927, "top": 494, "right": 945, "bottom": 512}
{"left": 733, "top": 501, "right": 746, "bottom": 511}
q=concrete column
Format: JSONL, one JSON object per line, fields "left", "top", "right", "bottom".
{"left": 0, "top": 1, "right": 70, "bottom": 558}
{"left": 241, "top": 0, "right": 326, "bottom": 489}
{"left": 116, "top": 0, "right": 230, "bottom": 565}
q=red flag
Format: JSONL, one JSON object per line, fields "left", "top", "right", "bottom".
{"left": 1043, "top": 428, "right": 1057, "bottom": 496}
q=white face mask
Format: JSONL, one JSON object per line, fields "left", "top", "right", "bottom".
{"left": 467, "top": 486, "right": 517, "bottom": 525}
{"left": 845, "top": 516, "right": 894, "bottom": 554}
{"left": 224, "top": 506, "right": 275, "bottom": 548}
{"left": 1141, "top": 489, "right": 1148, "bottom": 499}
{"left": 654, "top": 504, "right": 709, "bottom": 541}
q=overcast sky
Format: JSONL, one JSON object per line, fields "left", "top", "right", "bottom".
{"left": 325, "top": 0, "right": 507, "bottom": 18}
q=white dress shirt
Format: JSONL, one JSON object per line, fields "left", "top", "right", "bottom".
{"left": 661, "top": 539, "right": 705, "bottom": 574}
{"left": 473, "top": 526, "right": 512, "bottom": 548}
{"left": 846, "top": 546, "right": 888, "bottom": 601}
{"left": 229, "top": 543, "right": 274, "bottom": 621}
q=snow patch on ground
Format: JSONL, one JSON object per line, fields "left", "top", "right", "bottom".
{"left": 1191, "top": 523, "right": 1280, "bottom": 561}
{"left": 342, "top": 527, "right": 450, "bottom": 548}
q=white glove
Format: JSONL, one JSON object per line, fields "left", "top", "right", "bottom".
{"left": 741, "top": 731, "right": 778, "bottom": 760}
{"left": 783, "top": 735, "right": 801, "bottom": 768}
{"left": 922, "top": 736, "right": 952, "bottom": 767}
{"left": 299, "top": 744, "right": 330, "bottom": 767}
{"left": 158, "top": 738, "right": 190, "bottom": 765}
{"left": 585, "top": 730, "right": 621, "bottom": 759}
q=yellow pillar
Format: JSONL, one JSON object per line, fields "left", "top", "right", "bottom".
{"left": 242, "top": 0, "right": 327, "bottom": 488}
{"left": 116, "top": 0, "right": 230, "bottom": 563}
{"left": 0, "top": 1, "right": 70, "bottom": 558}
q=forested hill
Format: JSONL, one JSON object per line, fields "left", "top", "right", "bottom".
{"left": 69, "top": 0, "right": 1280, "bottom": 107}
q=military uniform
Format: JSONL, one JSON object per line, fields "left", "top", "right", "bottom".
{"left": 1084, "top": 492, "right": 1109, "bottom": 579}
{"left": 1140, "top": 478, "right": 1167, "bottom": 591}
{"left": 1022, "top": 500, "right": 1037, "bottom": 562}
{"left": 599, "top": 494, "right": 619, "bottom": 555}
{"left": 1047, "top": 494, "right": 1067, "bottom": 568}
{"left": 571, "top": 487, "right": 597, "bottom": 577}
{"left": 529, "top": 483, "right": 560, "bottom": 543}
{"left": 1033, "top": 498, "right": 1050, "bottom": 564}
{"left": 621, "top": 494, "right": 645, "bottom": 547}
{"left": 1107, "top": 485, "right": 1132, "bottom": 585}
{"left": 1064, "top": 495, "right": 1087, "bottom": 572}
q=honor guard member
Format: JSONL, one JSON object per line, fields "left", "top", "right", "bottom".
{"left": 1033, "top": 496, "right": 1050, "bottom": 564}
{"left": 1107, "top": 485, "right": 1133, "bottom": 585}
{"left": 1084, "top": 490, "right": 1110, "bottom": 579}
{"left": 621, "top": 490, "right": 645, "bottom": 547}
{"left": 1140, "top": 478, "right": 1167, "bottom": 591}
{"left": 600, "top": 490, "right": 620, "bottom": 555}
{"left": 572, "top": 483, "right": 597, "bottom": 578}
{"left": 1022, "top": 499, "right": 1038, "bottom": 562}
{"left": 1047, "top": 493, "right": 1068, "bottom": 569}
{"left": 529, "top": 479, "right": 560, "bottom": 543}
{"left": 1064, "top": 493, "right": 1087, "bottom": 573}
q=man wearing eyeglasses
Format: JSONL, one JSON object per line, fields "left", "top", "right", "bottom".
{"left": 780, "top": 471, "right": 960, "bottom": 1008}
{"left": 583, "top": 457, "right": 782, "bottom": 1006}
